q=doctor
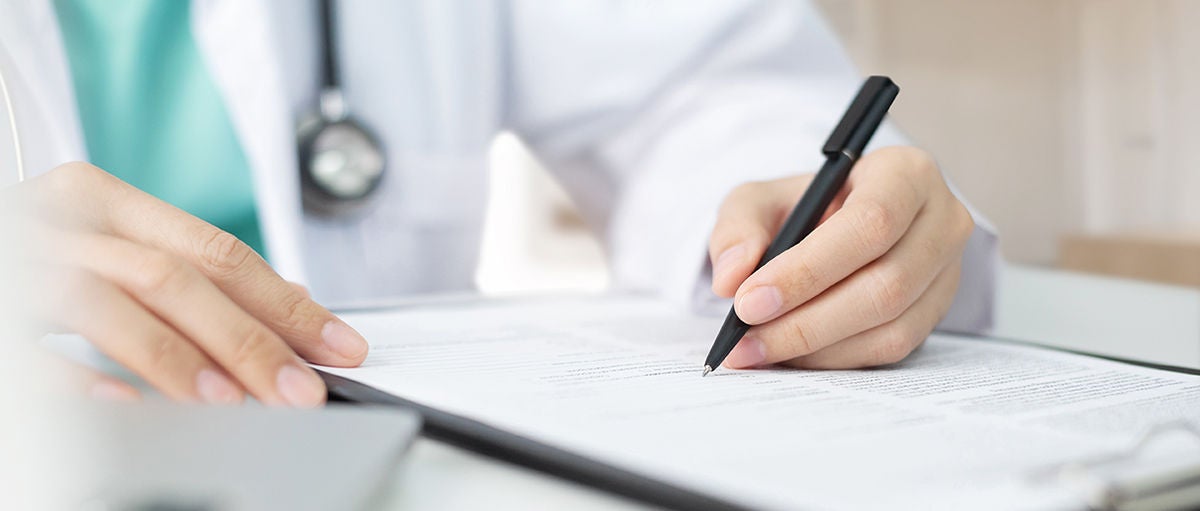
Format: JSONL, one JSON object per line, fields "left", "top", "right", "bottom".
{"left": 0, "top": 0, "right": 996, "bottom": 407}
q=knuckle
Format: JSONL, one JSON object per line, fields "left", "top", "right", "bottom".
{"left": 129, "top": 251, "right": 189, "bottom": 298}
{"left": 198, "top": 230, "right": 254, "bottom": 277}
{"left": 143, "top": 331, "right": 184, "bottom": 371}
{"left": 955, "top": 203, "right": 976, "bottom": 242}
{"left": 886, "top": 146, "right": 938, "bottom": 181}
{"left": 57, "top": 266, "right": 97, "bottom": 295}
{"left": 713, "top": 181, "right": 777, "bottom": 252}
{"left": 869, "top": 266, "right": 912, "bottom": 321}
{"left": 854, "top": 199, "right": 900, "bottom": 253}
{"left": 54, "top": 160, "right": 101, "bottom": 179}
{"left": 226, "top": 327, "right": 281, "bottom": 371}
{"left": 906, "top": 148, "right": 939, "bottom": 179}
{"left": 46, "top": 269, "right": 101, "bottom": 322}
{"left": 708, "top": 221, "right": 741, "bottom": 253}
{"left": 733, "top": 180, "right": 767, "bottom": 198}
{"left": 720, "top": 181, "right": 765, "bottom": 213}
{"left": 781, "top": 318, "right": 817, "bottom": 355}
{"left": 39, "top": 161, "right": 97, "bottom": 196}
{"left": 917, "top": 236, "right": 944, "bottom": 265}
{"left": 781, "top": 255, "right": 821, "bottom": 295}
{"left": 871, "top": 328, "right": 917, "bottom": 366}
{"left": 280, "top": 292, "right": 320, "bottom": 333}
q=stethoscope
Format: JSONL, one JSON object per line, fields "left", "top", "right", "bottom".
{"left": 0, "top": 0, "right": 385, "bottom": 205}
{"left": 296, "top": 0, "right": 386, "bottom": 215}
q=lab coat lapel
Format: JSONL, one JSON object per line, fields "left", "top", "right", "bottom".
{"left": 0, "top": 0, "right": 87, "bottom": 168}
{"left": 191, "top": 0, "right": 307, "bottom": 283}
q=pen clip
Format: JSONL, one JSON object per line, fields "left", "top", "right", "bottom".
{"left": 822, "top": 76, "right": 899, "bottom": 158}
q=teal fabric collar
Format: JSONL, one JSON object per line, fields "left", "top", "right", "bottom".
{"left": 56, "top": 0, "right": 266, "bottom": 257}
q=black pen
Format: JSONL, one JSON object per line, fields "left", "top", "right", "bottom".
{"left": 702, "top": 76, "right": 900, "bottom": 376}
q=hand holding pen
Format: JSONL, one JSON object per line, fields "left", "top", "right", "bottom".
{"left": 704, "top": 77, "right": 976, "bottom": 372}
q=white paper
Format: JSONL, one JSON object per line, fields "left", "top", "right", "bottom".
{"left": 319, "top": 296, "right": 1200, "bottom": 510}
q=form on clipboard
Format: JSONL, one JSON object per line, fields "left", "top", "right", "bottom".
{"left": 319, "top": 295, "right": 1200, "bottom": 511}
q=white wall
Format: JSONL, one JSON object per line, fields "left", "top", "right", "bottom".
{"left": 1070, "top": 0, "right": 1200, "bottom": 233}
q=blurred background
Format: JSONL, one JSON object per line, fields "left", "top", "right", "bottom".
{"left": 477, "top": 0, "right": 1200, "bottom": 295}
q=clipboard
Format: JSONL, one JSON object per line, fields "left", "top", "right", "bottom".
{"left": 320, "top": 370, "right": 751, "bottom": 511}
{"left": 321, "top": 294, "right": 1200, "bottom": 511}
{"left": 1037, "top": 421, "right": 1200, "bottom": 511}
{"left": 321, "top": 346, "right": 1200, "bottom": 511}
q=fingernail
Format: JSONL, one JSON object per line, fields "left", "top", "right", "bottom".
{"left": 322, "top": 320, "right": 368, "bottom": 359}
{"left": 724, "top": 336, "right": 767, "bottom": 369}
{"left": 196, "top": 369, "right": 242, "bottom": 405}
{"left": 276, "top": 364, "right": 325, "bottom": 408}
{"left": 91, "top": 380, "right": 139, "bottom": 402}
{"left": 713, "top": 244, "right": 746, "bottom": 281}
{"left": 736, "top": 286, "right": 783, "bottom": 323}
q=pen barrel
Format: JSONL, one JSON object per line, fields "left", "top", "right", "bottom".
{"left": 755, "top": 153, "right": 854, "bottom": 269}
{"left": 703, "top": 309, "right": 752, "bottom": 368}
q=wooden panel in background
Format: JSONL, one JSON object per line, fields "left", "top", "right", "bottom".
{"left": 1060, "top": 231, "right": 1200, "bottom": 287}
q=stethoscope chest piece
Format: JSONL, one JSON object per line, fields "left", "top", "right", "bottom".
{"left": 297, "top": 92, "right": 385, "bottom": 215}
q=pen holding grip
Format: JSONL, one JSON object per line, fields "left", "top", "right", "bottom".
{"left": 703, "top": 76, "right": 898, "bottom": 374}
{"left": 701, "top": 154, "right": 856, "bottom": 372}
{"left": 754, "top": 152, "right": 855, "bottom": 270}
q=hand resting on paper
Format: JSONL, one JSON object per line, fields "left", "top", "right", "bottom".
{"left": 4, "top": 162, "right": 367, "bottom": 406}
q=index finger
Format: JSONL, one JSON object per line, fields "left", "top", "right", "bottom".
{"left": 732, "top": 149, "right": 931, "bottom": 325}
{"left": 36, "top": 163, "right": 368, "bottom": 367}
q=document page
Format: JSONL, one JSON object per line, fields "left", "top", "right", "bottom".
{"left": 319, "top": 296, "right": 1200, "bottom": 510}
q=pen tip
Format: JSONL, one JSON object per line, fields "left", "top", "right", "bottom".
{"left": 702, "top": 365, "right": 713, "bottom": 377}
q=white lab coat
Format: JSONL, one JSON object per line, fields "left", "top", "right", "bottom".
{"left": 0, "top": 0, "right": 997, "bottom": 332}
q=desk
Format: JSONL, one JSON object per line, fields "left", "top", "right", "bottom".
{"left": 373, "top": 440, "right": 651, "bottom": 510}
{"left": 995, "top": 264, "right": 1200, "bottom": 369}
{"left": 373, "top": 264, "right": 1200, "bottom": 510}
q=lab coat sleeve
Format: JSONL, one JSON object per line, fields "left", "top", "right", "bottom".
{"left": 504, "top": 0, "right": 997, "bottom": 334}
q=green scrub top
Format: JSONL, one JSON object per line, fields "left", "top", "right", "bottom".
{"left": 55, "top": 0, "right": 267, "bottom": 257}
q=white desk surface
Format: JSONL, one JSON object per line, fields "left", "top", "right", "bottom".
{"left": 375, "top": 264, "right": 1200, "bottom": 510}
{"left": 995, "top": 264, "right": 1200, "bottom": 370}
{"left": 374, "top": 440, "right": 652, "bottom": 510}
